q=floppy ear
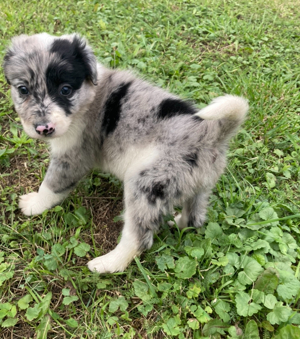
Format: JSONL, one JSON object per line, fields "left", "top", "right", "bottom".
{"left": 52, "top": 33, "right": 98, "bottom": 86}
{"left": 71, "top": 34, "right": 98, "bottom": 86}
{"left": 84, "top": 50, "right": 98, "bottom": 86}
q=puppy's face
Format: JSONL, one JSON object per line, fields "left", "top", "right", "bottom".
{"left": 3, "top": 33, "right": 98, "bottom": 139}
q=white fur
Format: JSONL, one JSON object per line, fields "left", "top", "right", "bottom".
{"left": 19, "top": 181, "right": 67, "bottom": 216}
{"left": 195, "top": 95, "right": 248, "bottom": 121}
{"left": 88, "top": 208, "right": 141, "bottom": 273}
{"left": 49, "top": 117, "right": 86, "bottom": 156}
{"left": 167, "top": 214, "right": 191, "bottom": 229}
{"left": 175, "top": 213, "right": 188, "bottom": 229}
{"left": 32, "top": 32, "right": 56, "bottom": 50}
{"left": 87, "top": 229, "right": 139, "bottom": 273}
{"left": 102, "top": 145, "right": 160, "bottom": 181}
{"left": 10, "top": 33, "right": 56, "bottom": 56}
{"left": 96, "top": 63, "right": 105, "bottom": 79}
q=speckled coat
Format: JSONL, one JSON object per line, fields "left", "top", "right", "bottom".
{"left": 3, "top": 33, "right": 248, "bottom": 273}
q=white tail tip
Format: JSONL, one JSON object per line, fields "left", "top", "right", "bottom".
{"left": 195, "top": 95, "right": 249, "bottom": 121}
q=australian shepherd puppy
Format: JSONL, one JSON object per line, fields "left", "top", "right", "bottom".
{"left": 3, "top": 33, "right": 248, "bottom": 273}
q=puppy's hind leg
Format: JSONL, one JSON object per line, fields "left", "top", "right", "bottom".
{"left": 88, "top": 181, "right": 159, "bottom": 274}
{"left": 175, "top": 189, "right": 211, "bottom": 229}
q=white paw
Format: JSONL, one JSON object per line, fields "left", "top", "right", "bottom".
{"left": 19, "top": 192, "right": 49, "bottom": 216}
{"left": 168, "top": 214, "right": 187, "bottom": 229}
{"left": 168, "top": 214, "right": 181, "bottom": 226}
{"left": 87, "top": 250, "right": 132, "bottom": 274}
{"left": 167, "top": 220, "right": 175, "bottom": 226}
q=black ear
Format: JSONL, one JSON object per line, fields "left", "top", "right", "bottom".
{"left": 51, "top": 34, "right": 98, "bottom": 86}
{"left": 72, "top": 35, "right": 98, "bottom": 86}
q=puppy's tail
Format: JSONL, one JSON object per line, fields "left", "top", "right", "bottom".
{"left": 195, "top": 95, "right": 249, "bottom": 144}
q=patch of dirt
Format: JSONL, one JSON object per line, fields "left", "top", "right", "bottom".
{"left": 0, "top": 323, "right": 35, "bottom": 339}
{"left": 1, "top": 147, "right": 124, "bottom": 255}
{"left": 81, "top": 180, "right": 124, "bottom": 254}
{"left": 0, "top": 150, "right": 44, "bottom": 226}
{"left": 1, "top": 153, "right": 41, "bottom": 191}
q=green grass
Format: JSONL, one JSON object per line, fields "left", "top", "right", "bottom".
{"left": 1, "top": 0, "right": 300, "bottom": 338}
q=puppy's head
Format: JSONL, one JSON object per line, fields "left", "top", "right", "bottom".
{"left": 3, "top": 33, "right": 98, "bottom": 139}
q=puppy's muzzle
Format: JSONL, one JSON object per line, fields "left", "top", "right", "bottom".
{"left": 35, "top": 123, "right": 55, "bottom": 136}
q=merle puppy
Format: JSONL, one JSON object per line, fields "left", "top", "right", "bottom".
{"left": 3, "top": 33, "right": 248, "bottom": 273}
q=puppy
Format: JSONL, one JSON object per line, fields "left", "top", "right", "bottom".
{"left": 3, "top": 33, "right": 248, "bottom": 273}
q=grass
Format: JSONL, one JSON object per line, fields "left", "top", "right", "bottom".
{"left": 0, "top": 0, "right": 300, "bottom": 338}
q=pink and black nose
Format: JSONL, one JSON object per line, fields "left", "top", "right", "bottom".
{"left": 35, "top": 123, "right": 55, "bottom": 136}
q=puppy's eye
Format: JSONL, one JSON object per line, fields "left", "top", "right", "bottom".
{"left": 60, "top": 86, "right": 72, "bottom": 96}
{"left": 18, "top": 86, "right": 29, "bottom": 95}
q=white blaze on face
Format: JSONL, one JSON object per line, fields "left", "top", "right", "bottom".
{"left": 50, "top": 107, "right": 72, "bottom": 137}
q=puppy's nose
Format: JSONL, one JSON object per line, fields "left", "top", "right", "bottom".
{"left": 35, "top": 123, "right": 55, "bottom": 136}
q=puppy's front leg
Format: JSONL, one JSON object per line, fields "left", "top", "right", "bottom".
{"left": 19, "top": 154, "right": 91, "bottom": 216}
{"left": 19, "top": 181, "right": 69, "bottom": 216}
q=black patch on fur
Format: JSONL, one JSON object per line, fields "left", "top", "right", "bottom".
{"left": 157, "top": 98, "right": 198, "bottom": 119}
{"left": 151, "top": 183, "right": 165, "bottom": 200}
{"left": 46, "top": 37, "right": 94, "bottom": 114}
{"left": 141, "top": 182, "right": 166, "bottom": 205}
{"left": 101, "top": 82, "right": 132, "bottom": 135}
{"left": 183, "top": 152, "right": 198, "bottom": 168}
